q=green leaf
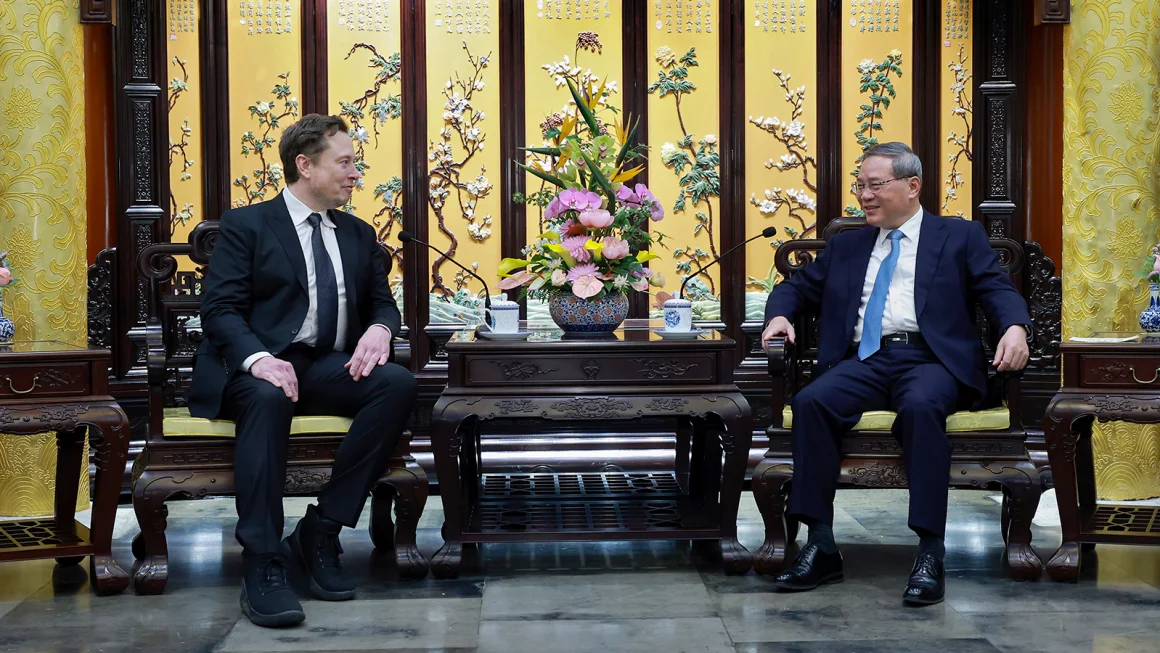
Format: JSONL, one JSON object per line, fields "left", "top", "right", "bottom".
{"left": 566, "top": 78, "right": 600, "bottom": 134}
{"left": 517, "top": 163, "right": 567, "bottom": 188}
{"left": 522, "top": 146, "right": 562, "bottom": 156}
{"left": 615, "top": 117, "right": 639, "bottom": 167}
{"left": 577, "top": 149, "right": 617, "bottom": 213}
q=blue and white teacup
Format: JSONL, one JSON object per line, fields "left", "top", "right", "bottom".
{"left": 485, "top": 299, "right": 520, "bottom": 333}
{"left": 663, "top": 298, "right": 693, "bottom": 332}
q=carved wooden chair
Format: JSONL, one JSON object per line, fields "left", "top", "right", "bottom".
{"left": 130, "top": 221, "right": 428, "bottom": 595}
{"left": 751, "top": 218, "right": 1044, "bottom": 581}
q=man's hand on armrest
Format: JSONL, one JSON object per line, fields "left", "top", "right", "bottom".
{"left": 250, "top": 356, "right": 299, "bottom": 402}
{"left": 993, "top": 325, "right": 1030, "bottom": 372}
{"left": 762, "top": 316, "right": 796, "bottom": 350}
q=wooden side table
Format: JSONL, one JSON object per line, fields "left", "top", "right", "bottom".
{"left": 428, "top": 320, "right": 753, "bottom": 579}
{"left": 1043, "top": 334, "right": 1160, "bottom": 582}
{"left": 0, "top": 340, "right": 130, "bottom": 595}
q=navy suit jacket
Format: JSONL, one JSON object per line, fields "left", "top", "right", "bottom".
{"left": 188, "top": 193, "right": 402, "bottom": 419}
{"left": 764, "top": 211, "right": 1031, "bottom": 401}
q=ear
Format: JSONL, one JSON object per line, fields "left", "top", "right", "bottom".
{"left": 295, "top": 153, "right": 312, "bottom": 180}
{"left": 907, "top": 175, "right": 922, "bottom": 199}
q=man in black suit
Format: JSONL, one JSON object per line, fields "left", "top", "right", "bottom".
{"left": 190, "top": 114, "right": 418, "bottom": 627}
{"left": 760, "top": 142, "right": 1031, "bottom": 605}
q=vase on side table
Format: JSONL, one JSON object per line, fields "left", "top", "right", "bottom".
{"left": 0, "top": 292, "right": 13, "bottom": 343}
{"left": 1141, "top": 282, "right": 1160, "bottom": 334}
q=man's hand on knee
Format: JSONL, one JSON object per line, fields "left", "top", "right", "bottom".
{"left": 346, "top": 325, "right": 392, "bottom": 381}
{"left": 250, "top": 357, "right": 299, "bottom": 402}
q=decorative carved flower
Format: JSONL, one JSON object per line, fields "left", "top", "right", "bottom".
{"left": 576, "top": 31, "right": 603, "bottom": 55}
{"left": 3, "top": 86, "right": 41, "bottom": 131}
{"left": 1, "top": 224, "right": 42, "bottom": 270}
{"left": 1108, "top": 81, "right": 1143, "bottom": 125}
{"left": 654, "top": 46, "right": 677, "bottom": 69}
{"left": 1107, "top": 216, "right": 1144, "bottom": 262}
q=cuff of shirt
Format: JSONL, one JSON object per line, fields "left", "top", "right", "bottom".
{"left": 369, "top": 324, "right": 393, "bottom": 340}
{"left": 241, "top": 351, "right": 272, "bottom": 373}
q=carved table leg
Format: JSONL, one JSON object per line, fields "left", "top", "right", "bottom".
{"left": 751, "top": 457, "right": 794, "bottom": 576}
{"left": 430, "top": 399, "right": 469, "bottom": 580}
{"left": 714, "top": 401, "right": 754, "bottom": 575}
{"left": 381, "top": 456, "right": 430, "bottom": 579}
{"left": 53, "top": 427, "right": 85, "bottom": 548}
{"left": 83, "top": 405, "right": 131, "bottom": 595}
{"left": 1043, "top": 396, "right": 1091, "bottom": 583}
{"left": 991, "top": 461, "right": 1044, "bottom": 580}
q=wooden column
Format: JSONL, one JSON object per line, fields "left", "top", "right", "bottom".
{"left": 815, "top": 0, "right": 842, "bottom": 232}
{"left": 401, "top": 0, "right": 431, "bottom": 372}
{"left": 499, "top": 0, "right": 526, "bottom": 315}
{"left": 201, "top": 0, "right": 232, "bottom": 224}
{"left": 912, "top": 0, "right": 942, "bottom": 212}
{"left": 622, "top": 0, "right": 650, "bottom": 318}
{"left": 718, "top": 0, "right": 746, "bottom": 355}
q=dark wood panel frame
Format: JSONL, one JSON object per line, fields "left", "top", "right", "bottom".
{"left": 401, "top": 0, "right": 432, "bottom": 372}
{"left": 718, "top": 0, "right": 746, "bottom": 359}
{"left": 201, "top": 0, "right": 232, "bottom": 224}
{"left": 499, "top": 0, "right": 527, "bottom": 317}
{"left": 622, "top": 0, "right": 650, "bottom": 319}
{"left": 1035, "top": 1, "right": 1070, "bottom": 25}
{"left": 302, "top": 0, "right": 329, "bottom": 114}
{"left": 815, "top": 0, "right": 843, "bottom": 233}
{"left": 911, "top": 0, "right": 942, "bottom": 213}
{"left": 114, "top": 0, "right": 169, "bottom": 378}
{"left": 81, "top": 0, "right": 115, "bottom": 24}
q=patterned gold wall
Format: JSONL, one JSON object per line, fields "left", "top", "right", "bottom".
{"left": 0, "top": 0, "right": 90, "bottom": 516}
{"left": 1064, "top": 0, "right": 1160, "bottom": 500}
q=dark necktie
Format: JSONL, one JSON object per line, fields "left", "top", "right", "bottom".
{"left": 306, "top": 212, "right": 339, "bottom": 352}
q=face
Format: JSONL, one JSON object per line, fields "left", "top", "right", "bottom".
{"left": 855, "top": 155, "right": 921, "bottom": 228}
{"left": 296, "top": 131, "right": 360, "bottom": 209}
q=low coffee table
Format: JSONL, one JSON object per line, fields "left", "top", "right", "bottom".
{"left": 428, "top": 320, "right": 753, "bottom": 578}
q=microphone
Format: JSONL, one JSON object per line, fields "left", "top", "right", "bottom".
{"left": 398, "top": 231, "right": 493, "bottom": 315}
{"left": 678, "top": 226, "right": 778, "bottom": 299}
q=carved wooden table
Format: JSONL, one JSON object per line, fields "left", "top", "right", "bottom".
{"left": 428, "top": 320, "right": 753, "bottom": 578}
{"left": 1044, "top": 335, "right": 1160, "bottom": 581}
{"left": 0, "top": 341, "right": 130, "bottom": 594}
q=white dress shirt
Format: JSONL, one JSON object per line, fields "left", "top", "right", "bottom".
{"left": 853, "top": 206, "right": 923, "bottom": 344}
{"left": 240, "top": 188, "right": 350, "bottom": 372}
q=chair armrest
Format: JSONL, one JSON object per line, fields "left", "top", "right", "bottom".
{"left": 766, "top": 336, "right": 796, "bottom": 429}
{"left": 145, "top": 318, "right": 167, "bottom": 389}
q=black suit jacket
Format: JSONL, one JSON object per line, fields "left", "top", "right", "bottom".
{"left": 188, "top": 192, "right": 402, "bottom": 419}
{"left": 765, "top": 212, "right": 1031, "bottom": 400}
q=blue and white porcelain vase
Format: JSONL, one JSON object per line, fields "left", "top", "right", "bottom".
{"left": 549, "top": 291, "right": 629, "bottom": 334}
{"left": 0, "top": 293, "right": 13, "bottom": 343}
{"left": 1141, "top": 282, "right": 1160, "bottom": 334}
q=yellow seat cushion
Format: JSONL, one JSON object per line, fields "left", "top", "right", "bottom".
{"left": 781, "top": 405, "right": 1009, "bottom": 432}
{"left": 163, "top": 407, "right": 352, "bottom": 438}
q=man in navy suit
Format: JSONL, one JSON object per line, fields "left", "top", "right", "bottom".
{"left": 760, "top": 142, "right": 1031, "bottom": 605}
{"left": 191, "top": 114, "right": 418, "bottom": 627}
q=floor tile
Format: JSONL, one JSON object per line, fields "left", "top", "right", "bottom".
{"left": 477, "top": 617, "right": 734, "bottom": 653}
{"left": 481, "top": 570, "right": 714, "bottom": 620}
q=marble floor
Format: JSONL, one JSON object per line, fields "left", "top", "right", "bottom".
{"left": 3, "top": 488, "right": 1160, "bottom": 653}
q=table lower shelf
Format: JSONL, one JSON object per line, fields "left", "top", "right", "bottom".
{"left": 0, "top": 519, "right": 93, "bottom": 561}
{"left": 459, "top": 471, "right": 723, "bottom": 542}
{"left": 1078, "top": 504, "right": 1160, "bottom": 541}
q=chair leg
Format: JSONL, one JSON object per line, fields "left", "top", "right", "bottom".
{"left": 993, "top": 461, "right": 1044, "bottom": 581}
{"left": 380, "top": 457, "right": 430, "bottom": 580}
{"left": 751, "top": 457, "right": 795, "bottom": 576}
{"left": 369, "top": 483, "right": 397, "bottom": 552}
{"left": 130, "top": 470, "right": 184, "bottom": 595}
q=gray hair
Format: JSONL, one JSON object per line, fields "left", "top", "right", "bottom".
{"left": 863, "top": 142, "right": 923, "bottom": 181}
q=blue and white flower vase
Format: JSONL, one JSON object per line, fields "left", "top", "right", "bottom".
{"left": 0, "top": 293, "right": 13, "bottom": 343}
{"left": 1140, "top": 282, "right": 1160, "bottom": 334}
{"left": 549, "top": 291, "right": 629, "bottom": 334}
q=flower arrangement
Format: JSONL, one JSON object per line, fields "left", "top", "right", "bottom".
{"left": 498, "top": 76, "right": 666, "bottom": 301}
{"left": 0, "top": 252, "right": 17, "bottom": 289}
{"left": 1144, "top": 244, "right": 1160, "bottom": 282}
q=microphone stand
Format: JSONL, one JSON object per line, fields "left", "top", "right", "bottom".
{"left": 678, "top": 227, "right": 778, "bottom": 299}
{"left": 399, "top": 231, "right": 493, "bottom": 316}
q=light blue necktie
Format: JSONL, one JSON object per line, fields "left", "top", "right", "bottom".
{"left": 858, "top": 230, "right": 904, "bottom": 360}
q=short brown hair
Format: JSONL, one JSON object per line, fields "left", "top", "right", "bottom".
{"left": 279, "top": 114, "right": 349, "bottom": 183}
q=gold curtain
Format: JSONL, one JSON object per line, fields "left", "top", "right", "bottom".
{"left": 1063, "top": 0, "right": 1160, "bottom": 500}
{"left": 0, "top": 0, "right": 89, "bottom": 516}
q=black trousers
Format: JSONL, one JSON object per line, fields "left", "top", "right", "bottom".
{"left": 221, "top": 345, "right": 419, "bottom": 554}
{"left": 788, "top": 343, "right": 968, "bottom": 538}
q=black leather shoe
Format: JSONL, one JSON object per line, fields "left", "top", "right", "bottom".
{"left": 903, "top": 553, "right": 946, "bottom": 605}
{"left": 284, "top": 504, "right": 356, "bottom": 601}
{"left": 240, "top": 552, "right": 305, "bottom": 628}
{"left": 772, "top": 542, "right": 844, "bottom": 591}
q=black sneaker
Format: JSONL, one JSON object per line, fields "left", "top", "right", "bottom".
{"left": 240, "top": 552, "right": 305, "bottom": 628}
{"left": 284, "top": 504, "right": 356, "bottom": 601}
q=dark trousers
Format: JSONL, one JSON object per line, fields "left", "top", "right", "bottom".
{"left": 788, "top": 343, "right": 967, "bottom": 538}
{"left": 221, "top": 345, "right": 419, "bottom": 554}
